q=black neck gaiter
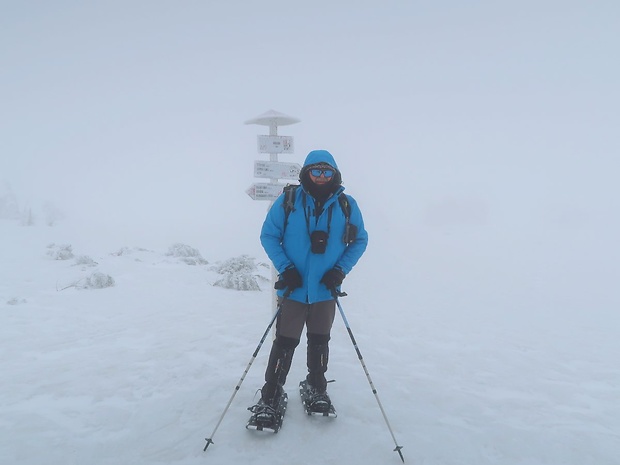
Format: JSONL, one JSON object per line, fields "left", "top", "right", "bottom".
{"left": 301, "top": 173, "right": 338, "bottom": 203}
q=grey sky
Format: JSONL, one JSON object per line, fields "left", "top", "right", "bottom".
{"left": 1, "top": 1, "right": 618, "bottom": 271}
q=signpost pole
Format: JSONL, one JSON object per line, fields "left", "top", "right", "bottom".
{"left": 244, "top": 110, "right": 301, "bottom": 320}
{"left": 267, "top": 122, "right": 278, "bottom": 315}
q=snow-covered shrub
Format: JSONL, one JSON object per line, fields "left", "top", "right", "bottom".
{"left": 214, "top": 272, "right": 261, "bottom": 291}
{"left": 76, "top": 272, "right": 115, "bottom": 290}
{"left": 212, "top": 254, "right": 259, "bottom": 274}
{"left": 47, "top": 243, "right": 74, "bottom": 260}
{"left": 166, "top": 243, "right": 208, "bottom": 265}
{"left": 111, "top": 246, "right": 153, "bottom": 257}
{"left": 109, "top": 246, "right": 155, "bottom": 263}
{"left": 74, "top": 255, "right": 98, "bottom": 267}
{"left": 111, "top": 246, "right": 132, "bottom": 256}
{"left": 212, "top": 255, "right": 268, "bottom": 291}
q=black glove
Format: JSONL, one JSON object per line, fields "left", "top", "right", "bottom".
{"left": 275, "top": 266, "right": 302, "bottom": 291}
{"left": 320, "top": 268, "right": 345, "bottom": 291}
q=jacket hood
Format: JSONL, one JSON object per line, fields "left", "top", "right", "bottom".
{"left": 302, "top": 150, "right": 339, "bottom": 170}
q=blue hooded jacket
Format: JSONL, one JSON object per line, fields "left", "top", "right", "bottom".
{"left": 260, "top": 150, "right": 368, "bottom": 303}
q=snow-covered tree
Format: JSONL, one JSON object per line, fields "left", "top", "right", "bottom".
{"left": 0, "top": 181, "right": 19, "bottom": 220}
{"left": 20, "top": 207, "right": 35, "bottom": 226}
{"left": 42, "top": 202, "right": 64, "bottom": 226}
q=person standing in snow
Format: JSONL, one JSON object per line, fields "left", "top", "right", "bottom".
{"left": 250, "top": 149, "right": 368, "bottom": 420}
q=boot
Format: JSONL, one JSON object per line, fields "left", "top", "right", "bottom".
{"left": 299, "top": 379, "right": 334, "bottom": 415}
{"left": 248, "top": 398, "right": 278, "bottom": 424}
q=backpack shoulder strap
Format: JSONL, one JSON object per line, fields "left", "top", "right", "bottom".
{"left": 282, "top": 184, "right": 300, "bottom": 234}
{"left": 337, "top": 193, "right": 351, "bottom": 222}
{"left": 337, "top": 193, "right": 358, "bottom": 245}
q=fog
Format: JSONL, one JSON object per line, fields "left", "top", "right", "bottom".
{"left": 2, "top": 1, "right": 619, "bottom": 313}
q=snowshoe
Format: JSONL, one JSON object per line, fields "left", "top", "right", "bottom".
{"left": 299, "top": 380, "right": 337, "bottom": 417}
{"left": 246, "top": 391, "right": 288, "bottom": 433}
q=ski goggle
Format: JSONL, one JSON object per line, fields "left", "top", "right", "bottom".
{"left": 309, "top": 168, "right": 335, "bottom": 178}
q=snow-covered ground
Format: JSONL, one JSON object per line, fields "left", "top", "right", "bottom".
{"left": 1, "top": 218, "right": 618, "bottom": 465}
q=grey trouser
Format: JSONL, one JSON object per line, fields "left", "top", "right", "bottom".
{"left": 261, "top": 298, "right": 336, "bottom": 403}
{"left": 275, "top": 297, "right": 336, "bottom": 339}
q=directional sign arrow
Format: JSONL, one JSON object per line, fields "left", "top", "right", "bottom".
{"left": 246, "top": 182, "right": 287, "bottom": 201}
{"left": 254, "top": 160, "right": 301, "bottom": 180}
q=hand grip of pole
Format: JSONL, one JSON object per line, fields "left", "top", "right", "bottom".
{"left": 330, "top": 286, "right": 347, "bottom": 298}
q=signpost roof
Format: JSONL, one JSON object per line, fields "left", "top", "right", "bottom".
{"left": 244, "top": 109, "right": 300, "bottom": 127}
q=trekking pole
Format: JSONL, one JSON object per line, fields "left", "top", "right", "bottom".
{"left": 203, "top": 289, "right": 291, "bottom": 452}
{"left": 334, "top": 291, "right": 405, "bottom": 462}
